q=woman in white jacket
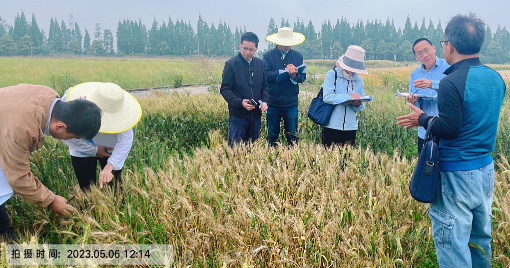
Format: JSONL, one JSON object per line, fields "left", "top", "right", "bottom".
{"left": 321, "top": 45, "right": 368, "bottom": 147}
{"left": 62, "top": 82, "right": 142, "bottom": 191}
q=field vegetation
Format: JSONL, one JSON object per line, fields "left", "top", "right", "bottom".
{"left": 1, "top": 58, "right": 509, "bottom": 267}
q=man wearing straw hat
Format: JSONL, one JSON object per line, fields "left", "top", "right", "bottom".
{"left": 63, "top": 82, "right": 142, "bottom": 192}
{"left": 0, "top": 84, "right": 102, "bottom": 242}
{"left": 264, "top": 27, "right": 306, "bottom": 146}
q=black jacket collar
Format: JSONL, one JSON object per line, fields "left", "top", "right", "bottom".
{"left": 444, "top": 57, "right": 481, "bottom": 75}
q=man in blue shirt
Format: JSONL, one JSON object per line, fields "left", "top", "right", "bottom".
{"left": 398, "top": 13, "right": 506, "bottom": 267}
{"left": 407, "top": 38, "right": 449, "bottom": 154}
{"left": 264, "top": 27, "right": 306, "bottom": 146}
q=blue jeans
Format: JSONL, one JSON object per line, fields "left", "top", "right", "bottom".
{"left": 429, "top": 162, "right": 494, "bottom": 268}
{"left": 266, "top": 105, "right": 299, "bottom": 146}
{"left": 228, "top": 116, "right": 261, "bottom": 147}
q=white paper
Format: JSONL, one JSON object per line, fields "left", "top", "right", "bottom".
{"left": 394, "top": 90, "right": 436, "bottom": 98}
{"left": 91, "top": 133, "right": 119, "bottom": 147}
{"left": 0, "top": 165, "right": 14, "bottom": 206}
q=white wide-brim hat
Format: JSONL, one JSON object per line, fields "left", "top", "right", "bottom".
{"left": 266, "top": 27, "right": 305, "bottom": 46}
{"left": 67, "top": 82, "right": 142, "bottom": 133}
{"left": 336, "top": 45, "right": 368, "bottom": 74}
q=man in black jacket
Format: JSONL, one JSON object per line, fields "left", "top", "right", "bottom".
{"left": 220, "top": 32, "right": 269, "bottom": 147}
{"left": 264, "top": 27, "right": 306, "bottom": 146}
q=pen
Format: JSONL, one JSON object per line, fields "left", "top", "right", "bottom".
{"left": 67, "top": 196, "right": 75, "bottom": 204}
{"left": 412, "top": 88, "right": 421, "bottom": 97}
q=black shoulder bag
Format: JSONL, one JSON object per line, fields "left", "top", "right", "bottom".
{"left": 410, "top": 117, "right": 440, "bottom": 203}
{"left": 308, "top": 68, "right": 337, "bottom": 126}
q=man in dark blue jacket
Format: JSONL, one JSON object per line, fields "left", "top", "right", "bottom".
{"left": 264, "top": 27, "right": 306, "bottom": 146}
{"left": 397, "top": 13, "right": 506, "bottom": 268}
{"left": 220, "top": 32, "right": 269, "bottom": 147}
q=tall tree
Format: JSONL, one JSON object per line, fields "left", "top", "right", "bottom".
{"left": 480, "top": 25, "right": 492, "bottom": 55}
{"left": 147, "top": 18, "right": 160, "bottom": 55}
{"left": 402, "top": 15, "right": 413, "bottom": 43}
{"left": 12, "top": 12, "right": 29, "bottom": 44}
{"left": 29, "top": 13, "right": 43, "bottom": 51}
{"left": 103, "top": 29, "right": 114, "bottom": 54}
{"left": 74, "top": 22, "right": 82, "bottom": 54}
{"left": 166, "top": 17, "right": 175, "bottom": 55}
{"left": 197, "top": 14, "right": 209, "bottom": 55}
{"left": 116, "top": 20, "right": 131, "bottom": 55}
{"left": 60, "top": 20, "right": 70, "bottom": 50}
{"left": 83, "top": 28, "right": 91, "bottom": 54}
{"left": 305, "top": 20, "right": 316, "bottom": 41}
{"left": 435, "top": 20, "right": 444, "bottom": 58}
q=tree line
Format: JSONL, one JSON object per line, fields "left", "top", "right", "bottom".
{"left": 0, "top": 12, "right": 509, "bottom": 63}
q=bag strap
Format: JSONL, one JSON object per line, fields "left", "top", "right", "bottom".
{"left": 333, "top": 67, "right": 337, "bottom": 93}
{"left": 425, "top": 117, "right": 437, "bottom": 142}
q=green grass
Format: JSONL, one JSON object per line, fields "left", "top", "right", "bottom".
{"left": 0, "top": 56, "right": 224, "bottom": 93}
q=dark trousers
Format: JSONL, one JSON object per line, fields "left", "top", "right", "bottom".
{"left": 71, "top": 156, "right": 122, "bottom": 191}
{"left": 0, "top": 203, "right": 11, "bottom": 233}
{"left": 322, "top": 127, "right": 357, "bottom": 148}
{"left": 266, "top": 105, "right": 299, "bottom": 146}
{"left": 418, "top": 137, "right": 425, "bottom": 155}
{"left": 0, "top": 203, "right": 15, "bottom": 242}
{"left": 228, "top": 116, "right": 261, "bottom": 147}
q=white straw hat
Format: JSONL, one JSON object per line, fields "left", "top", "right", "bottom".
{"left": 67, "top": 82, "right": 142, "bottom": 133}
{"left": 266, "top": 27, "right": 305, "bottom": 46}
{"left": 336, "top": 45, "right": 368, "bottom": 74}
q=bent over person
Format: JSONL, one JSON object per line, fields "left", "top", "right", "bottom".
{"left": 397, "top": 13, "right": 506, "bottom": 268}
{"left": 0, "top": 84, "right": 102, "bottom": 242}
{"left": 62, "top": 82, "right": 142, "bottom": 191}
{"left": 220, "top": 32, "right": 269, "bottom": 146}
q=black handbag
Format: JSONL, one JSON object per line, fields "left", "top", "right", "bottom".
{"left": 308, "top": 68, "right": 337, "bottom": 126}
{"left": 409, "top": 117, "right": 440, "bottom": 203}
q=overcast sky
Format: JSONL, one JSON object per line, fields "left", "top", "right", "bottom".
{"left": 1, "top": 0, "right": 509, "bottom": 50}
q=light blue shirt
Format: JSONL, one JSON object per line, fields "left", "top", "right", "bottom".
{"left": 409, "top": 57, "right": 450, "bottom": 138}
{"left": 322, "top": 67, "right": 365, "bottom": 130}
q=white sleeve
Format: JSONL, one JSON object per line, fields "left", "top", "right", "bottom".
{"left": 62, "top": 138, "right": 98, "bottom": 156}
{"left": 107, "top": 129, "right": 134, "bottom": 170}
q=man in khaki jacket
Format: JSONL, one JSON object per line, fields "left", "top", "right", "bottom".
{"left": 0, "top": 84, "right": 102, "bottom": 242}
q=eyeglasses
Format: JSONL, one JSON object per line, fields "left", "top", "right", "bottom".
{"left": 415, "top": 47, "right": 433, "bottom": 58}
{"left": 439, "top": 41, "right": 448, "bottom": 48}
{"left": 241, "top": 47, "right": 257, "bottom": 53}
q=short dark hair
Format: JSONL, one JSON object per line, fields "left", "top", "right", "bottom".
{"left": 412, "top": 38, "right": 433, "bottom": 54}
{"left": 52, "top": 99, "right": 102, "bottom": 139}
{"left": 444, "top": 13, "right": 485, "bottom": 55}
{"left": 240, "top": 32, "right": 259, "bottom": 48}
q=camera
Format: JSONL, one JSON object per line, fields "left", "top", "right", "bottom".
{"left": 249, "top": 99, "right": 259, "bottom": 108}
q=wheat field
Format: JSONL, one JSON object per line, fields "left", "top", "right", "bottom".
{"left": 1, "top": 58, "right": 509, "bottom": 267}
